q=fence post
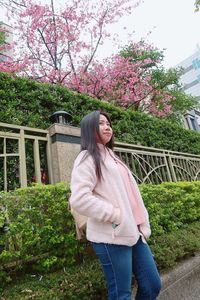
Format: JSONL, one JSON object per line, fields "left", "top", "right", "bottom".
{"left": 19, "top": 129, "right": 27, "bottom": 188}
{"left": 3, "top": 138, "right": 7, "bottom": 191}
{"left": 163, "top": 153, "right": 173, "bottom": 182}
{"left": 33, "top": 138, "right": 41, "bottom": 184}
{"left": 48, "top": 123, "right": 80, "bottom": 184}
{"left": 167, "top": 154, "right": 177, "bottom": 182}
{"left": 46, "top": 133, "right": 54, "bottom": 184}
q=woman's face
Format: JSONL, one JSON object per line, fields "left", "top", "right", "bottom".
{"left": 98, "top": 114, "right": 113, "bottom": 145}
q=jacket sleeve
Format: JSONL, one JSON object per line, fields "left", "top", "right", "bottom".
{"left": 129, "top": 173, "right": 151, "bottom": 239}
{"left": 70, "top": 152, "right": 120, "bottom": 224}
{"left": 135, "top": 188, "right": 151, "bottom": 239}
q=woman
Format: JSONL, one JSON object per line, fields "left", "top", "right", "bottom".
{"left": 70, "top": 110, "right": 161, "bottom": 300}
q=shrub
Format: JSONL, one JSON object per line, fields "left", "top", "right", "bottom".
{"left": 0, "top": 181, "right": 200, "bottom": 288}
{"left": 150, "top": 221, "right": 200, "bottom": 270}
{"left": 140, "top": 181, "right": 200, "bottom": 236}
{"left": 1, "top": 72, "right": 200, "bottom": 154}
{"left": 0, "top": 259, "right": 106, "bottom": 300}
{"left": 1, "top": 222, "right": 200, "bottom": 299}
{"left": 0, "top": 183, "right": 80, "bottom": 285}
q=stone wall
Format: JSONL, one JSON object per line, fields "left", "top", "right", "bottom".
{"left": 48, "top": 123, "right": 80, "bottom": 183}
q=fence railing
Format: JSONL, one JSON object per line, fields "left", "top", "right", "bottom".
{"left": 1, "top": 121, "right": 200, "bottom": 191}
{"left": 114, "top": 142, "right": 200, "bottom": 184}
{"left": 0, "top": 122, "right": 53, "bottom": 191}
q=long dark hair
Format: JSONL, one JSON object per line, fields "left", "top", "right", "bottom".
{"left": 80, "top": 110, "right": 114, "bottom": 180}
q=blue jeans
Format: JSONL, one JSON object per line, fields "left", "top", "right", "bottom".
{"left": 91, "top": 237, "right": 161, "bottom": 300}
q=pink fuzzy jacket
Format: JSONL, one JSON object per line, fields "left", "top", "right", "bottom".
{"left": 70, "top": 146, "right": 151, "bottom": 246}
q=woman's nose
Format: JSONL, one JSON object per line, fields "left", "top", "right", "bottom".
{"left": 106, "top": 126, "right": 112, "bottom": 132}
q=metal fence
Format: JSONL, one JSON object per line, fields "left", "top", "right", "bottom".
{"left": 1, "top": 121, "right": 200, "bottom": 191}
{"left": 0, "top": 122, "right": 53, "bottom": 191}
{"left": 115, "top": 142, "right": 200, "bottom": 184}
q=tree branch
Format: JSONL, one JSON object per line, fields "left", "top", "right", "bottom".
{"left": 83, "top": 9, "right": 109, "bottom": 73}
{"left": 50, "top": 0, "right": 58, "bottom": 70}
{"left": 37, "top": 28, "right": 57, "bottom": 69}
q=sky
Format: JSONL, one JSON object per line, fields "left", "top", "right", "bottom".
{"left": 103, "top": 0, "right": 200, "bottom": 68}
{"left": 1, "top": 0, "right": 200, "bottom": 69}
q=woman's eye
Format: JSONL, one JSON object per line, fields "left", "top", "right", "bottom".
{"left": 99, "top": 122, "right": 110, "bottom": 126}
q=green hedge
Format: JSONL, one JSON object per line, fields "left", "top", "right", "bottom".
{"left": 1, "top": 72, "right": 200, "bottom": 154}
{"left": 0, "top": 181, "right": 200, "bottom": 289}
{"left": 0, "top": 183, "right": 80, "bottom": 285}
{"left": 140, "top": 181, "right": 200, "bottom": 235}
{"left": 1, "top": 222, "right": 200, "bottom": 300}
{"left": 0, "top": 259, "right": 107, "bottom": 300}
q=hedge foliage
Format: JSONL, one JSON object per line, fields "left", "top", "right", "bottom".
{"left": 0, "top": 181, "right": 200, "bottom": 290}
{"left": 0, "top": 183, "right": 80, "bottom": 286}
{"left": 140, "top": 181, "right": 200, "bottom": 235}
{"left": 0, "top": 259, "right": 107, "bottom": 300}
{"left": 1, "top": 222, "right": 200, "bottom": 300}
{"left": 1, "top": 72, "right": 200, "bottom": 154}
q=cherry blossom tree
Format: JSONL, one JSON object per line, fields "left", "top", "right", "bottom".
{"left": 69, "top": 42, "right": 173, "bottom": 116}
{"left": 70, "top": 54, "right": 152, "bottom": 105}
{"left": 119, "top": 42, "right": 198, "bottom": 118}
{"left": 0, "top": 0, "right": 196, "bottom": 118}
{"left": 70, "top": 41, "right": 198, "bottom": 118}
{"left": 0, "top": 0, "right": 141, "bottom": 83}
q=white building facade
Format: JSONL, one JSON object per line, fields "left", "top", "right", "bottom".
{"left": 0, "top": 22, "right": 13, "bottom": 62}
{"left": 176, "top": 47, "right": 200, "bottom": 133}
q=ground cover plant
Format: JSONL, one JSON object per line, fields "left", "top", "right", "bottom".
{"left": 0, "top": 181, "right": 200, "bottom": 298}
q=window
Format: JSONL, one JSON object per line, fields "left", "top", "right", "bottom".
{"left": 190, "top": 117, "right": 197, "bottom": 131}
{"left": 192, "top": 59, "right": 200, "bottom": 70}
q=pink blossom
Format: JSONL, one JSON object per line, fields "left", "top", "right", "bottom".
{"left": 1, "top": 0, "right": 141, "bottom": 83}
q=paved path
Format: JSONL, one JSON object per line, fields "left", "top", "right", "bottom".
{"left": 158, "top": 253, "right": 200, "bottom": 300}
{"left": 131, "top": 253, "right": 200, "bottom": 300}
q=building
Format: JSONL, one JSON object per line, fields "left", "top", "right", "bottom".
{"left": 176, "top": 46, "right": 200, "bottom": 133}
{"left": 0, "top": 22, "right": 13, "bottom": 62}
